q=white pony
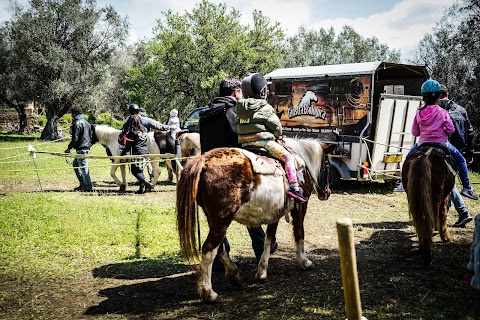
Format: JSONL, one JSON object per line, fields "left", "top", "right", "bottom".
{"left": 92, "top": 125, "right": 162, "bottom": 191}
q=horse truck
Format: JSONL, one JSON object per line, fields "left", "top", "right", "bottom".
{"left": 264, "top": 61, "right": 429, "bottom": 186}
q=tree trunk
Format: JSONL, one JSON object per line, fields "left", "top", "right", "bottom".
{"left": 40, "top": 110, "right": 60, "bottom": 140}
{"left": 16, "top": 106, "right": 29, "bottom": 133}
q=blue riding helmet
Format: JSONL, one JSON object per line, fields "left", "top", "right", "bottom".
{"left": 421, "top": 79, "right": 442, "bottom": 93}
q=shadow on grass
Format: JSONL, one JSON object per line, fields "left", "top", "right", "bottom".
{"left": 84, "top": 222, "right": 480, "bottom": 319}
{"left": 0, "top": 133, "right": 42, "bottom": 142}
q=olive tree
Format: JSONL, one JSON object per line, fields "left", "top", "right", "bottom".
{"left": 1, "top": 0, "right": 128, "bottom": 140}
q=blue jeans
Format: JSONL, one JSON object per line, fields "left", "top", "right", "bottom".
{"left": 408, "top": 142, "right": 471, "bottom": 189}
{"left": 448, "top": 185, "right": 468, "bottom": 216}
{"left": 73, "top": 149, "right": 92, "bottom": 190}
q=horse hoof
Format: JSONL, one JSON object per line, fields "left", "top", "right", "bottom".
{"left": 199, "top": 289, "right": 218, "bottom": 303}
{"left": 255, "top": 276, "right": 268, "bottom": 284}
{"left": 119, "top": 185, "right": 126, "bottom": 192}
{"left": 297, "top": 259, "right": 313, "bottom": 270}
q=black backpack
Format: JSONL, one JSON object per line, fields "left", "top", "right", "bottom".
{"left": 199, "top": 97, "right": 240, "bottom": 153}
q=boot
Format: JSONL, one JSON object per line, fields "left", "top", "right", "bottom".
{"left": 144, "top": 181, "right": 153, "bottom": 193}
{"left": 135, "top": 183, "right": 146, "bottom": 194}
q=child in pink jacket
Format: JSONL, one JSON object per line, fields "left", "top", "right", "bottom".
{"left": 407, "top": 79, "right": 477, "bottom": 200}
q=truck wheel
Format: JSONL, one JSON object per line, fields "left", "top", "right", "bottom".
{"left": 328, "top": 166, "right": 340, "bottom": 189}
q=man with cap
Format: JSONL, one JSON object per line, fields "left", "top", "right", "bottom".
{"left": 200, "top": 77, "right": 276, "bottom": 269}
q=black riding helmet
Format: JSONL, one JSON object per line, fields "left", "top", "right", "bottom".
{"left": 128, "top": 104, "right": 140, "bottom": 115}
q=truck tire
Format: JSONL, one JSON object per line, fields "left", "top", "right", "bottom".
{"left": 328, "top": 166, "right": 340, "bottom": 189}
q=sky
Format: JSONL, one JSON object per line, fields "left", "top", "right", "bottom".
{"left": 0, "top": 0, "right": 456, "bottom": 60}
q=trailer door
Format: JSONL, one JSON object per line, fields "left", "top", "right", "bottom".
{"left": 369, "top": 94, "right": 421, "bottom": 179}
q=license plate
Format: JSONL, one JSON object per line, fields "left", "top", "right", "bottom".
{"left": 383, "top": 154, "right": 403, "bottom": 163}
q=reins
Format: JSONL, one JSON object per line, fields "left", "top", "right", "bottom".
{"left": 318, "top": 152, "right": 330, "bottom": 191}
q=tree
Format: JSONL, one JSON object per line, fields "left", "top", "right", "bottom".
{"left": 409, "top": 0, "right": 480, "bottom": 130}
{"left": 281, "top": 25, "right": 401, "bottom": 68}
{"left": 124, "top": 0, "right": 284, "bottom": 120}
{"left": 1, "top": 0, "right": 128, "bottom": 140}
{"left": 0, "top": 24, "right": 31, "bottom": 133}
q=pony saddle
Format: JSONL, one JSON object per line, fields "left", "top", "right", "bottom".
{"left": 237, "top": 146, "right": 305, "bottom": 176}
{"left": 415, "top": 143, "right": 458, "bottom": 172}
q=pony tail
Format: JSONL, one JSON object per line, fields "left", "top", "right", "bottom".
{"left": 176, "top": 155, "right": 205, "bottom": 262}
{"left": 407, "top": 156, "right": 434, "bottom": 259}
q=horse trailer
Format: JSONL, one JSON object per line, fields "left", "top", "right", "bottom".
{"left": 264, "top": 61, "right": 429, "bottom": 185}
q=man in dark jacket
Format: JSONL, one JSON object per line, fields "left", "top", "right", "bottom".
{"left": 64, "top": 106, "right": 93, "bottom": 192}
{"left": 199, "top": 78, "right": 277, "bottom": 269}
{"left": 439, "top": 84, "right": 475, "bottom": 227}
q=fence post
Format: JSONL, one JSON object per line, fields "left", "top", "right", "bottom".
{"left": 336, "top": 217, "right": 367, "bottom": 320}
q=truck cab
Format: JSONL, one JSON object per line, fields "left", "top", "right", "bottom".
{"left": 265, "top": 61, "right": 429, "bottom": 184}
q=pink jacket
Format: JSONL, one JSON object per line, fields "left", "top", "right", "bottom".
{"left": 411, "top": 105, "right": 454, "bottom": 143}
{"left": 412, "top": 105, "right": 455, "bottom": 142}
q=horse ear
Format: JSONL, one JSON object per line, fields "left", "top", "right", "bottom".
{"left": 321, "top": 142, "right": 337, "bottom": 155}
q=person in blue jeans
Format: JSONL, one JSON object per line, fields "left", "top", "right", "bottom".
{"left": 65, "top": 106, "right": 93, "bottom": 192}
{"left": 407, "top": 79, "right": 477, "bottom": 201}
{"left": 439, "top": 85, "right": 475, "bottom": 227}
{"left": 199, "top": 77, "right": 278, "bottom": 270}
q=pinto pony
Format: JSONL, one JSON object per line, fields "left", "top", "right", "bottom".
{"left": 176, "top": 138, "right": 335, "bottom": 302}
{"left": 92, "top": 125, "right": 162, "bottom": 191}
{"left": 402, "top": 144, "right": 455, "bottom": 263}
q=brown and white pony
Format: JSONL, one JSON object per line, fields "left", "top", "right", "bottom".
{"left": 402, "top": 144, "right": 455, "bottom": 263}
{"left": 176, "top": 138, "right": 335, "bottom": 302}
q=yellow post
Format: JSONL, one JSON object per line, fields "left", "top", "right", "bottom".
{"left": 336, "top": 217, "right": 367, "bottom": 320}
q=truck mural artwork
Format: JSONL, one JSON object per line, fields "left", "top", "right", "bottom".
{"left": 265, "top": 61, "right": 429, "bottom": 185}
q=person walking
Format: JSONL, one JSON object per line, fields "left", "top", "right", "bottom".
{"left": 199, "top": 77, "right": 276, "bottom": 269}
{"left": 439, "top": 84, "right": 475, "bottom": 227}
{"left": 120, "top": 104, "right": 170, "bottom": 193}
{"left": 139, "top": 107, "right": 154, "bottom": 182}
{"left": 64, "top": 106, "right": 93, "bottom": 192}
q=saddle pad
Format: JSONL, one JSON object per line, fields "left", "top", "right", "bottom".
{"left": 235, "top": 148, "right": 285, "bottom": 176}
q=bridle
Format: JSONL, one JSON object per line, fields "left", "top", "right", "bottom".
{"left": 318, "top": 152, "right": 330, "bottom": 192}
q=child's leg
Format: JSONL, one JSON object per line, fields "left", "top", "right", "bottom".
{"left": 448, "top": 144, "right": 471, "bottom": 189}
{"left": 242, "top": 140, "right": 298, "bottom": 184}
{"left": 406, "top": 143, "right": 419, "bottom": 158}
{"left": 263, "top": 141, "right": 298, "bottom": 185}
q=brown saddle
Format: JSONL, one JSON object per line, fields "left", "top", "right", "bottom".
{"left": 413, "top": 143, "right": 458, "bottom": 173}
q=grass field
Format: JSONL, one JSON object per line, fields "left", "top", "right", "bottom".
{"left": 1, "top": 134, "right": 479, "bottom": 319}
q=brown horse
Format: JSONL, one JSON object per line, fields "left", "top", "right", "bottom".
{"left": 402, "top": 144, "right": 455, "bottom": 263}
{"left": 176, "top": 138, "right": 335, "bottom": 302}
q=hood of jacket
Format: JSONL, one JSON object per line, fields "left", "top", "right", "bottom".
{"left": 416, "top": 105, "right": 438, "bottom": 122}
{"left": 236, "top": 98, "right": 269, "bottom": 119}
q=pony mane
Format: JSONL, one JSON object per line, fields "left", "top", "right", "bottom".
{"left": 284, "top": 137, "right": 324, "bottom": 185}
{"left": 94, "top": 125, "right": 122, "bottom": 146}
